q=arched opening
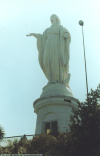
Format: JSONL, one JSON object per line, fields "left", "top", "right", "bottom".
{"left": 42, "top": 112, "right": 58, "bottom": 136}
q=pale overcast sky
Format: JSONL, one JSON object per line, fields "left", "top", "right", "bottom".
{"left": 0, "top": 0, "right": 100, "bottom": 146}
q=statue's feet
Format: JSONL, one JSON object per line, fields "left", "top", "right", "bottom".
{"left": 43, "top": 80, "right": 71, "bottom": 91}
{"left": 47, "top": 80, "right": 63, "bottom": 85}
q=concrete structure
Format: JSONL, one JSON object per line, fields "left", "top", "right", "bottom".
{"left": 33, "top": 95, "right": 78, "bottom": 135}
{"left": 33, "top": 83, "right": 78, "bottom": 135}
{"left": 27, "top": 14, "right": 78, "bottom": 135}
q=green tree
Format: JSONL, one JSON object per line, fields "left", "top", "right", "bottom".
{"left": 69, "top": 84, "right": 100, "bottom": 155}
{"left": 20, "top": 134, "right": 27, "bottom": 141}
{"left": 0, "top": 125, "right": 6, "bottom": 142}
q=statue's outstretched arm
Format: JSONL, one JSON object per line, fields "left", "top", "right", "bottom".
{"left": 26, "top": 33, "right": 39, "bottom": 39}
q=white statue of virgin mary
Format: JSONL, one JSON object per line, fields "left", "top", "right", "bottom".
{"left": 26, "top": 14, "right": 71, "bottom": 91}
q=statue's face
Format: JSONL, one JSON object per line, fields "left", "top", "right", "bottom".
{"left": 51, "top": 16, "right": 56, "bottom": 25}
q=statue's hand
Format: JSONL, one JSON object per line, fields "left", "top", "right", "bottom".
{"left": 26, "top": 33, "right": 38, "bottom": 39}
{"left": 26, "top": 33, "right": 33, "bottom": 37}
{"left": 64, "top": 33, "right": 70, "bottom": 39}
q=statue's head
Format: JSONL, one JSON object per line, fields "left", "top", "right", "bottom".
{"left": 50, "top": 14, "right": 60, "bottom": 25}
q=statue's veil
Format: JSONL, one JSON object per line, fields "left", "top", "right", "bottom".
{"left": 50, "top": 14, "right": 61, "bottom": 24}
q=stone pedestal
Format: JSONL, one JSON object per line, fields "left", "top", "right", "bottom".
{"left": 41, "top": 83, "right": 73, "bottom": 98}
{"left": 33, "top": 83, "right": 78, "bottom": 135}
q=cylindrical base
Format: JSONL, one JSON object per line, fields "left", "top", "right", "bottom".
{"left": 33, "top": 96, "right": 78, "bottom": 135}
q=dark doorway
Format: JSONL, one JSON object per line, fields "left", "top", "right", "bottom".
{"left": 51, "top": 121, "right": 57, "bottom": 133}
{"left": 45, "top": 121, "right": 57, "bottom": 135}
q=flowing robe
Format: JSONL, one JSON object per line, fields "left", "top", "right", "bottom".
{"left": 36, "top": 24, "right": 71, "bottom": 86}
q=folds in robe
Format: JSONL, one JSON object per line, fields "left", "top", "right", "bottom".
{"left": 36, "top": 25, "right": 71, "bottom": 87}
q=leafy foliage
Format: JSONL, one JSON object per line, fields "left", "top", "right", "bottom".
{"left": 0, "top": 125, "right": 6, "bottom": 142}
{"left": 69, "top": 84, "right": 100, "bottom": 155}
{"left": 20, "top": 134, "right": 27, "bottom": 141}
{"left": 26, "top": 133, "right": 58, "bottom": 155}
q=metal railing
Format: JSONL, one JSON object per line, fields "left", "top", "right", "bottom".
{"left": 0, "top": 132, "right": 59, "bottom": 147}
{"left": 0, "top": 134, "right": 41, "bottom": 147}
{"left": 4, "top": 134, "right": 36, "bottom": 139}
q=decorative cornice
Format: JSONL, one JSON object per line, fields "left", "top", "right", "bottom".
{"left": 33, "top": 96, "right": 78, "bottom": 113}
